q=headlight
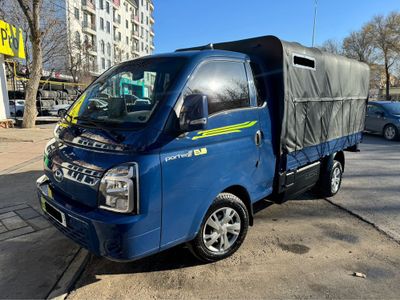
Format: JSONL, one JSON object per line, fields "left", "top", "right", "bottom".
{"left": 98, "top": 163, "right": 139, "bottom": 214}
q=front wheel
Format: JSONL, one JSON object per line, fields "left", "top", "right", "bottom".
{"left": 189, "top": 193, "right": 249, "bottom": 262}
{"left": 383, "top": 124, "right": 398, "bottom": 141}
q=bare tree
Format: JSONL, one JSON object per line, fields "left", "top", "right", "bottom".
{"left": 319, "top": 39, "right": 342, "bottom": 55}
{"left": 1, "top": 0, "right": 67, "bottom": 127}
{"left": 343, "top": 26, "right": 374, "bottom": 63}
{"left": 15, "top": 0, "right": 43, "bottom": 128}
{"left": 369, "top": 13, "right": 400, "bottom": 99}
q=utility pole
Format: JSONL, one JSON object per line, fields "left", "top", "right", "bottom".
{"left": 312, "top": 0, "right": 318, "bottom": 47}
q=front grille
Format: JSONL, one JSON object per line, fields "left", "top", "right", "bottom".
{"left": 48, "top": 214, "right": 90, "bottom": 249}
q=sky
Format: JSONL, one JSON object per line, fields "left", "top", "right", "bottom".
{"left": 153, "top": 0, "right": 400, "bottom": 54}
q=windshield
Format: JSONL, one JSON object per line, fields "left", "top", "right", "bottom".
{"left": 67, "top": 57, "right": 187, "bottom": 128}
{"left": 383, "top": 102, "right": 400, "bottom": 115}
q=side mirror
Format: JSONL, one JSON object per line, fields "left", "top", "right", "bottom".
{"left": 179, "top": 94, "right": 209, "bottom": 132}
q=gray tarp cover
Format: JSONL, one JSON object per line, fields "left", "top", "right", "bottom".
{"left": 179, "top": 36, "right": 370, "bottom": 155}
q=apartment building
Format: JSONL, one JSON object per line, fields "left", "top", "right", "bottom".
{"left": 64, "top": 0, "right": 155, "bottom": 76}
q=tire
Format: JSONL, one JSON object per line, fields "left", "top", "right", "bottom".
{"left": 189, "top": 193, "right": 249, "bottom": 262}
{"left": 383, "top": 124, "right": 398, "bottom": 141}
{"left": 318, "top": 159, "right": 343, "bottom": 197}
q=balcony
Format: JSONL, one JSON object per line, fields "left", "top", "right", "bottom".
{"left": 87, "top": 44, "right": 97, "bottom": 56}
{"left": 112, "top": 0, "right": 120, "bottom": 8}
{"left": 132, "top": 47, "right": 140, "bottom": 55}
{"left": 150, "top": 29, "right": 155, "bottom": 37}
{"left": 150, "top": 42, "right": 155, "bottom": 50}
{"left": 150, "top": 1, "right": 154, "bottom": 10}
{"left": 150, "top": 13, "right": 155, "bottom": 24}
{"left": 132, "top": 30, "right": 139, "bottom": 40}
{"left": 82, "top": 0, "right": 96, "bottom": 14}
{"left": 82, "top": 21, "right": 96, "bottom": 35}
{"left": 133, "top": 15, "right": 140, "bottom": 25}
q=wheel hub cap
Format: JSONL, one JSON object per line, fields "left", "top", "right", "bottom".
{"left": 331, "top": 167, "right": 341, "bottom": 193}
{"left": 203, "top": 207, "right": 241, "bottom": 253}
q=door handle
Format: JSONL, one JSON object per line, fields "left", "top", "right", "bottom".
{"left": 255, "top": 130, "right": 262, "bottom": 146}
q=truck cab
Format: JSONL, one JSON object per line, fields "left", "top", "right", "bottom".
{"left": 37, "top": 36, "right": 369, "bottom": 262}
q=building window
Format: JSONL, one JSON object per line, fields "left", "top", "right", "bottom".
{"left": 100, "top": 17, "right": 104, "bottom": 30}
{"left": 107, "top": 59, "right": 111, "bottom": 68}
{"left": 74, "top": 7, "right": 79, "bottom": 20}
{"left": 106, "top": 1, "right": 110, "bottom": 13}
{"left": 101, "top": 58, "right": 106, "bottom": 69}
{"left": 106, "top": 21, "right": 111, "bottom": 33}
{"left": 107, "top": 42, "right": 111, "bottom": 56}
{"left": 100, "top": 40, "right": 105, "bottom": 54}
{"left": 141, "top": 41, "right": 143, "bottom": 51}
{"left": 118, "top": 32, "right": 121, "bottom": 41}
{"left": 146, "top": 16, "right": 148, "bottom": 25}
{"left": 126, "top": 20, "right": 128, "bottom": 29}
{"left": 141, "top": 12, "right": 143, "bottom": 24}
{"left": 100, "top": 0, "right": 104, "bottom": 9}
{"left": 126, "top": 36, "right": 129, "bottom": 44}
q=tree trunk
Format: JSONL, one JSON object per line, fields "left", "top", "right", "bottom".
{"left": 385, "top": 63, "right": 390, "bottom": 100}
{"left": 22, "top": 38, "right": 42, "bottom": 128}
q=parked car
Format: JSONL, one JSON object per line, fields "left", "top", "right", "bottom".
{"left": 365, "top": 101, "right": 400, "bottom": 140}
{"left": 48, "top": 103, "right": 71, "bottom": 117}
{"left": 36, "top": 35, "right": 369, "bottom": 263}
{"left": 9, "top": 99, "right": 25, "bottom": 117}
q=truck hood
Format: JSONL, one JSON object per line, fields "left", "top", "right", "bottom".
{"left": 54, "top": 122, "right": 162, "bottom": 153}
{"left": 45, "top": 122, "right": 161, "bottom": 208}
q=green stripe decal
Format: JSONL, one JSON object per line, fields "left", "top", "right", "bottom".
{"left": 192, "top": 121, "right": 257, "bottom": 140}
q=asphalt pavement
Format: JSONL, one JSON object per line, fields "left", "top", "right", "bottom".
{"left": 68, "top": 134, "right": 400, "bottom": 299}
{"left": 331, "top": 133, "right": 400, "bottom": 242}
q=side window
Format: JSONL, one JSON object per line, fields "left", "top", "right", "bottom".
{"left": 185, "top": 61, "right": 250, "bottom": 115}
{"left": 367, "top": 104, "right": 383, "bottom": 115}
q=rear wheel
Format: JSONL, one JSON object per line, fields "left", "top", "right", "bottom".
{"left": 189, "top": 193, "right": 249, "bottom": 262}
{"left": 317, "top": 159, "right": 343, "bottom": 197}
{"left": 383, "top": 124, "right": 398, "bottom": 141}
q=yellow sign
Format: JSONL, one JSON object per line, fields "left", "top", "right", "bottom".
{"left": 0, "top": 20, "right": 25, "bottom": 59}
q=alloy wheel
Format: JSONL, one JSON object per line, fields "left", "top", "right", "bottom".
{"left": 202, "top": 207, "right": 241, "bottom": 253}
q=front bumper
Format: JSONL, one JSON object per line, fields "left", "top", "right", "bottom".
{"left": 36, "top": 175, "right": 160, "bottom": 261}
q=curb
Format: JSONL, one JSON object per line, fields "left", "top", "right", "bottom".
{"left": 47, "top": 248, "right": 90, "bottom": 300}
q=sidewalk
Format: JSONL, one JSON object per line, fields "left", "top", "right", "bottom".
{"left": 0, "top": 125, "right": 83, "bottom": 299}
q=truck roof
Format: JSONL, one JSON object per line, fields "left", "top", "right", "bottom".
{"left": 145, "top": 49, "right": 248, "bottom": 61}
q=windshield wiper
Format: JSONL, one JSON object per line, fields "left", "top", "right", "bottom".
{"left": 73, "top": 116, "right": 125, "bottom": 143}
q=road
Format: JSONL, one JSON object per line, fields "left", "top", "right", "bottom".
{"left": 331, "top": 133, "right": 400, "bottom": 241}
{"left": 68, "top": 135, "right": 400, "bottom": 299}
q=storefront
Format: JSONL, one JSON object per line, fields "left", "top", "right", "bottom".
{"left": 0, "top": 19, "right": 25, "bottom": 123}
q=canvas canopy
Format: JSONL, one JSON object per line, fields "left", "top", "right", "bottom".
{"left": 179, "top": 36, "right": 370, "bottom": 156}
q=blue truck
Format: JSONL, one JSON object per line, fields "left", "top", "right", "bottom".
{"left": 37, "top": 36, "right": 370, "bottom": 262}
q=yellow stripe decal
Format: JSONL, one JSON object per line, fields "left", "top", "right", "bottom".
{"left": 192, "top": 121, "right": 257, "bottom": 140}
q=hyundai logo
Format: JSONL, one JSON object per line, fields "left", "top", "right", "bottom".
{"left": 53, "top": 168, "right": 64, "bottom": 183}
